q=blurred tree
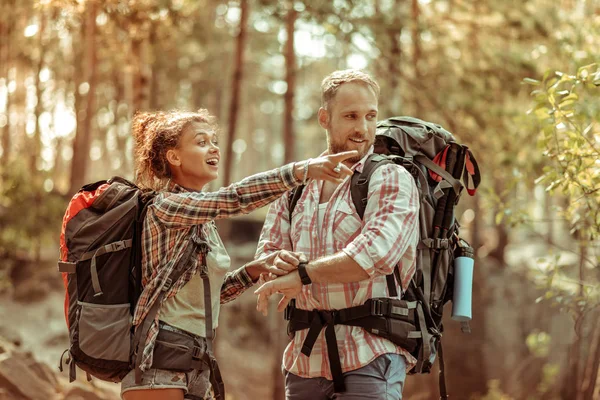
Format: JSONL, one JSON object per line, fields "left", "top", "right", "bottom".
{"left": 223, "top": 0, "right": 249, "bottom": 186}
{"left": 69, "top": 0, "right": 97, "bottom": 194}
{"left": 283, "top": 0, "right": 297, "bottom": 164}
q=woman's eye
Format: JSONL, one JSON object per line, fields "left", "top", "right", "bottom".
{"left": 198, "top": 141, "right": 206, "bottom": 146}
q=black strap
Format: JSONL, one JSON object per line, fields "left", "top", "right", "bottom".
{"left": 297, "top": 310, "right": 345, "bottom": 392}
{"left": 69, "top": 354, "right": 76, "bottom": 382}
{"left": 196, "top": 238, "right": 225, "bottom": 400}
{"left": 438, "top": 339, "right": 448, "bottom": 400}
{"left": 134, "top": 293, "right": 164, "bottom": 384}
{"left": 134, "top": 228, "right": 205, "bottom": 384}
{"left": 386, "top": 273, "right": 398, "bottom": 297}
{"left": 206, "top": 352, "right": 225, "bottom": 400}
{"left": 286, "top": 298, "right": 420, "bottom": 393}
{"left": 288, "top": 184, "right": 305, "bottom": 222}
{"left": 350, "top": 154, "right": 395, "bottom": 220}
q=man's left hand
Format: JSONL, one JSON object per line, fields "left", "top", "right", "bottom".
{"left": 255, "top": 271, "right": 302, "bottom": 316}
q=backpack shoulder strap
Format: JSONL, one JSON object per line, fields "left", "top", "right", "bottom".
{"left": 350, "top": 154, "right": 400, "bottom": 296}
{"left": 350, "top": 154, "right": 395, "bottom": 220}
{"left": 288, "top": 185, "right": 305, "bottom": 222}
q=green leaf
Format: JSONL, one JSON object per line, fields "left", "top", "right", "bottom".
{"left": 495, "top": 211, "right": 504, "bottom": 225}
{"left": 524, "top": 77, "right": 541, "bottom": 86}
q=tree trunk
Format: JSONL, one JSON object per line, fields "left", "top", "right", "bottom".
{"left": 283, "top": 2, "right": 297, "bottom": 164}
{"left": 223, "top": 0, "right": 249, "bottom": 186}
{"left": 131, "top": 38, "right": 148, "bottom": 114}
{"left": 69, "top": 1, "right": 97, "bottom": 194}
{"left": 561, "top": 240, "right": 587, "bottom": 399}
{"left": 582, "top": 310, "right": 600, "bottom": 400}
{"left": 30, "top": 9, "right": 46, "bottom": 173}
{"left": 0, "top": 0, "right": 14, "bottom": 167}
{"left": 270, "top": 301, "right": 287, "bottom": 400}
{"left": 149, "top": 27, "right": 160, "bottom": 111}
{"left": 385, "top": 0, "right": 402, "bottom": 116}
{"left": 411, "top": 0, "right": 422, "bottom": 116}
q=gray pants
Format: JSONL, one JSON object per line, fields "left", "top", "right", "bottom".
{"left": 285, "top": 354, "right": 406, "bottom": 400}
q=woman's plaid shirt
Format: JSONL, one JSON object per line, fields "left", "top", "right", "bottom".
{"left": 133, "top": 164, "right": 301, "bottom": 371}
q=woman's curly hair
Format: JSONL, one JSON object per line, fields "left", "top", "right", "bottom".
{"left": 132, "top": 109, "right": 217, "bottom": 190}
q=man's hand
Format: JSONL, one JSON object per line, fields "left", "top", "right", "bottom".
{"left": 245, "top": 250, "right": 306, "bottom": 281}
{"left": 255, "top": 271, "right": 303, "bottom": 316}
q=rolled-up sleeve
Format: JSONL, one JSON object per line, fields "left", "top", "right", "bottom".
{"left": 220, "top": 266, "right": 254, "bottom": 304}
{"left": 153, "top": 163, "right": 301, "bottom": 229}
{"left": 342, "top": 164, "right": 419, "bottom": 278}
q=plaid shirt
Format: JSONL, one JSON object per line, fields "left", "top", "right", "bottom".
{"left": 256, "top": 150, "right": 420, "bottom": 379}
{"left": 134, "top": 163, "right": 301, "bottom": 371}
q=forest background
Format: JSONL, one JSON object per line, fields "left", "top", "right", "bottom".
{"left": 0, "top": 0, "right": 599, "bottom": 399}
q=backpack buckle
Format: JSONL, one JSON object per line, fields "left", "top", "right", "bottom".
{"left": 199, "top": 264, "right": 209, "bottom": 279}
{"left": 370, "top": 299, "right": 384, "bottom": 317}
{"left": 192, "top": 345, "right": 204, "bottom": 360}
{"left": 162, "top": 277, "right": 173, "bottom": 291}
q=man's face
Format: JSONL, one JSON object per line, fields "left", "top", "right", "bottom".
{"left": 319, "top": 82, "right": 378, "bottom": 164}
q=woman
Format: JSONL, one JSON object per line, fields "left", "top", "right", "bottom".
{"left": 120, "top": 109, "right": 356, "bottom": 400}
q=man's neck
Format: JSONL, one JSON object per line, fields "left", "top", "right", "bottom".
{"left": 319, "top": 180, "right": 341, "bottom": 204}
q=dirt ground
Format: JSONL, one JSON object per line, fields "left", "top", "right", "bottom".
{"left": 0, "top": 256, "right": 278, "bottom": 400}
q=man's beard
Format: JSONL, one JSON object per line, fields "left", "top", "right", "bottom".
{"left": 327, "top": 136, "right": 371, "bottom": 164}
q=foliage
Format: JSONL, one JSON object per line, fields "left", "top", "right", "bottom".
{"left": 525, "top": 64, "right": 600, "bottom": 309}
{"left": 0, "top": 161, "right": 67, "bottom": 262}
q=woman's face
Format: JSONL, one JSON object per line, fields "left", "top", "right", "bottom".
{"left": 167, "top": 121, "right": 220, "bottom": 189}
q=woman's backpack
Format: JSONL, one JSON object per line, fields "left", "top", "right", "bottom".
{"left": 58, "top": 177, "right": 156, "bottom": 382}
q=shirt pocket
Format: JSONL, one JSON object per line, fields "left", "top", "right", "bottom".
{"left": 333, "top": 199, "right": 362, "bottom": 248}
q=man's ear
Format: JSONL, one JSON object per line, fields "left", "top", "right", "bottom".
{"left": 318, "top": 107, "right": 330, "bottom": 129}
{"left": 166, "top": 148, "right": 181, "bottom": 167}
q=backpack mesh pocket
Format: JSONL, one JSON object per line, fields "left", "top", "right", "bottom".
{"left": 77, "top": 302, "right": 131, "bottom": 362}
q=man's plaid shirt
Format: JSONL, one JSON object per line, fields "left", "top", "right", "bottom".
{"left": 133, "top": 163, "right": 301, "bottom": 371}
{"left": 256, "top": 150, "right": 420, "bottom": 379}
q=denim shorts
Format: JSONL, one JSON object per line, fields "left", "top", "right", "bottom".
{"left": 121, "top": 323, "right": 212, "bottom": 399}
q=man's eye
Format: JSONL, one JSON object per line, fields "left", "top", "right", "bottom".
{"left": 198, "top": 141, "right": 206, "bottom": 146}
{"left": 212, "top": 141, "right": 219, "bottom": 146}
{"left": 367, "top": 114, "right": 377, "bottom": 120}
{"left": 346, "top": 114, "right": 356, "bottom": 119}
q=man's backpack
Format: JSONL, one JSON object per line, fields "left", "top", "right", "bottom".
{"left": 286, "top": 116, "right": 481, "bottom": 398}
{"left": 57, "top": 177, "right": 156, "bottom": 382}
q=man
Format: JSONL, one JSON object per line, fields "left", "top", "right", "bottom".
{"left": 254, "top": 69, "right": 420, "bottom": 400}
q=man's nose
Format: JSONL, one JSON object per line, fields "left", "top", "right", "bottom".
{"left": 355, "top": 118, "right": 368, "bottom": 134}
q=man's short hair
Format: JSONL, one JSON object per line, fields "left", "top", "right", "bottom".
{"left": 321, "top": 69, "right": 380, "bottom": 110}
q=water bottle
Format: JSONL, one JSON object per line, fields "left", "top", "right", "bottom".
{"left": 451, "top": 241, "right": 474, "bottom": 321}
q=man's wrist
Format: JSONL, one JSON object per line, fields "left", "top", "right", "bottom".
{"left": 298, "top": 261, "right": 312, "bottom": 285}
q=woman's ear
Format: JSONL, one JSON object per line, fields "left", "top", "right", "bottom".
{"left": 318, "top": 107, "right": 329, "bottom": 129}
{"left": 166, "top": 148, "right": 181, "bottom": 167}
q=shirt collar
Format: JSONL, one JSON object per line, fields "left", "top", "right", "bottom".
{"left": 352, "top": 146, "right": 374, "bottom": 174}
{"left": 166, "top": 180, "right": 193, "bottom": 194}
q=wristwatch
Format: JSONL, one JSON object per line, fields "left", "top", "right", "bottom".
{"left": 297, "top": 261, "right": 312, "bottom": 285}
